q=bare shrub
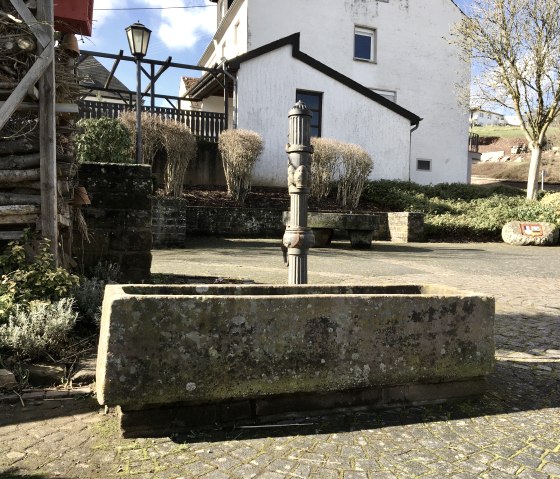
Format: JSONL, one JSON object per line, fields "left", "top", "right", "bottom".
{"left": 160, "top": 119, "right": 197, "bottom": 197}
{"left": 218, "top": 129, "right": 263, "bottom": 204}
{"left": 118, "top": 111, "right": 164, "bottom": 165}
{"left": 337, "top": 143, "right": 373, "bottom": 208}
{"left": 310, "top": 138, "right": 339, "bottom": 201}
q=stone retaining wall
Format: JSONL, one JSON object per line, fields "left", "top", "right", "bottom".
{"left": 152, "top": 197, "right": 424, "bottom": 248}
{"left": 74, "top": 163, "right": 152, "bottom": 282}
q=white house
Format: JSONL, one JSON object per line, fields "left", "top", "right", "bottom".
{"left": 470, "top": 108, "right": 506, "bottom": 127}
{"left": 183, "top": 0, "right": 471, "bottom": 187}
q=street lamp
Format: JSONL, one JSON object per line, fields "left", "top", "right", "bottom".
{"left": 125, "top": 22, "right": 151, "bottom": 164}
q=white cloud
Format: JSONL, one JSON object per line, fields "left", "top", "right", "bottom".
{"left": 92, "top": 0, "right": 126, "bottom": 30}
{"left": 143, "top": 0, "right": 216, "bottom": 50}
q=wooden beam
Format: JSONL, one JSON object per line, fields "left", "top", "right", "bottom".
{"left": 37, "top": 0, "right": 58, "bottom": 263}
{"left": 104, "top": 50, "right": 124, "bottom": 89}
{"left": 0, "top": 204, "right": 40, "bottom": 216}
{"left": 0, "top": 231, "right": 25, "bottom": 241}
{"left": 143, "top": 56, "right": 171, "bottom": 95}
{"left": 0, "top": 153, "right": 40, "bottom": 169}
{"left": 0, "top": 214, "right": 38, "bottom": 225}
{"left": 9, "top": 0, "right": 51, "bottom": 48}
{"left": 0, "top": 192, "right": 41, "bottom": 205}
{"left": 0, "top": 168, "right": 40, "bottom": 182}
{"left": 0, "top": 45, "right": 53, "bottom": 131}
{"left": 0, "top": 101, "right": 80, "bottom": 113}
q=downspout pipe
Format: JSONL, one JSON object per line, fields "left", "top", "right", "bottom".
{"left": 409, "top": 121, "right": 420, "bottom": 182}
{"left": 222, "top": 60, "right": 238, "bottom": 129}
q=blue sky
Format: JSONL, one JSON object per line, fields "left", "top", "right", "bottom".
{"left": 86, "top": 0, "right": 471, "bottom": 104}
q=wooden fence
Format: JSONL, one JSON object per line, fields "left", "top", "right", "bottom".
{"left": 78, "top": 100, "right": 226, "bottom": 142}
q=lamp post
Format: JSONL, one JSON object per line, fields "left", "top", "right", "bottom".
{"left": 125, "top": 22, "right": 151, "bottom": 164}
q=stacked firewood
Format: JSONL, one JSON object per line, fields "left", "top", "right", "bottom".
{"left": 0, "top": 1, "right": 81, "bottom": 247}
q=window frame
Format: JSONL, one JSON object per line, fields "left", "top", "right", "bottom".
{"left": 416, "top": 159, "right": 432, "bottom": 172}
{"left": 296, "top": 89, "right": 323, "bottom": 138}
{"left": 354, "top": 26, "right": 377, "bottom": 63}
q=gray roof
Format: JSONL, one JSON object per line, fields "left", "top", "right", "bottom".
{"left": 78, "top": 56, "right": 131, "bottom": 99}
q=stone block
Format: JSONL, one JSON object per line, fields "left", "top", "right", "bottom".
{"left": 502, "top": 221, "right": 559, "bottom": 246}
{"left": 27, "top": 364, "right": 65, "bottom": 387}
{"left": 97, "top": 284, "right": 495, "bottom": 411}
{"left": 388, "top": 212, "right": 425, "bottom": 243}
{"left": 0, "top": 369, "right": 17, "bottom": 390}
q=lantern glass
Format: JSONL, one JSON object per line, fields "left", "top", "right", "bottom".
{"left": 126, "top": 22, "right": 151, "bottom": 57}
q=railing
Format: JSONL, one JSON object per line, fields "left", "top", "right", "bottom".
{"left": 78, "top": 100, "right": 226, "bottom": 142}
{"left": 469, "top": 132, "right": 480, "bottom": 153}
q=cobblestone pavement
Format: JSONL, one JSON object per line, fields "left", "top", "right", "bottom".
{"left": 1, "top": 240, "right": 559, "bottom": 479}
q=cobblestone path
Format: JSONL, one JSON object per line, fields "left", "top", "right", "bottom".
{"left": 1, "top": 241, "right": 559, "bottom": 479}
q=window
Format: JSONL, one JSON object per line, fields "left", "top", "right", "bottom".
{"left": 354, "top": 26, "right": 376, "bottom": 62}
{"left": 417, "top": 159, "right": 432, "bottom": 171}
{"left": 371, "top": 88, "right": 396, "bottom": 102}
{"left": 296, "top": 90, "right": 322, "bottom": 137}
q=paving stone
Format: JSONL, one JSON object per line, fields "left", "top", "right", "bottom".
{"left": 2, "top": 242, "right": 560, "bottom": 478}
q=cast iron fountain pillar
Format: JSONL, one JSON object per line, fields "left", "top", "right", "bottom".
{"left": 283, "top": 101, "right": 315, "bottom": 284}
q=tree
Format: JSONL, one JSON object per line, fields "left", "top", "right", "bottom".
{"left": 454, "top": 0, "right": 560, "bottom": 199}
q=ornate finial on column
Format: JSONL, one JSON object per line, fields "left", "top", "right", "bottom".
{"left": 282, "top": 101, "right": 315, "bottom": 284}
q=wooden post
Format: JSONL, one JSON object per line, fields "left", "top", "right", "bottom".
{"left": 36, "top": 0, "right": 58, "bottom": 264}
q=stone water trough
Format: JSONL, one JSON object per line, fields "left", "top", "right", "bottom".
{"left": 96, "top": 283, "right": 495, "bottom": 436}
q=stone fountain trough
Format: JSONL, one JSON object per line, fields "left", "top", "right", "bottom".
{"left": 96, "top": 283, "right": 494, "bottom": 436}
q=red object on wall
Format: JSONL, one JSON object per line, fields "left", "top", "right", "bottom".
{"left": 54, "top": 0, "right": 94, "bottom": 37}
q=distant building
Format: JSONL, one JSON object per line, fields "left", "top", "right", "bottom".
{"left": 470, "top": 108, "right": 506, "bottom": 127}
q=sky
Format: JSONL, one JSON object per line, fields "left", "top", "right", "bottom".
{"left": 85, "top": 0, "right": 217, "bottom": 104}
{"left": 85, "top": 0, "right": 471, "bottom": 105}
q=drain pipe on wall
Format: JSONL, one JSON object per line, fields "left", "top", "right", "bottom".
{"left": 408, "top": 122, "right": 420, "bottom": 182}
{"left": 221, "top": 58, "right": 238, "bottom": 129}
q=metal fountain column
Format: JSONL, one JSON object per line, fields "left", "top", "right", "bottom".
{"left": 283, "top": 101, "right": 315, "bottom": 284}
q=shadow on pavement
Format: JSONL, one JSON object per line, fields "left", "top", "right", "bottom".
{"left": 170, "top": 355, "right": 559, "bottom": 444}
{"left": 0, "top": 469, "right": 71, "bottom": 479}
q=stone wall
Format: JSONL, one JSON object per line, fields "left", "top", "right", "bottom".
{"left": 151, "top": 197, "right": 425, "bottom": 248}
{"left": 152, "top": 201, "right": 285, "bottom": 248}
{"left": 74, "top": 163, "right": 152, "bottom": 282}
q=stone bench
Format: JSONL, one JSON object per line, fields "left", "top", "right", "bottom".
{"left": 96, "top": 283, "right": 495, "bottom": 437}
{"left": 283, "top": 211, "right": 424, "bottom": 248}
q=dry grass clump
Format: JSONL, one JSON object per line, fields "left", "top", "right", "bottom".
{"left": 119, "top": 111, "right": 164, "bottom": 165}
{"left": 310, "top": 138, "right": 373, "bottom": 208}
{"left": 337, "top": 143, "right": 373, "bottom": 208}
{"left": 310, "top": 138, "right": 339, "bottom": 201}
{"left": 161, "top": 119, "right": 197, "bottom": 197}
{"left": 218, "top": 129, "right": 263, "bottom": 204}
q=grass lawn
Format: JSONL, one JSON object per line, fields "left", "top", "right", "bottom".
{"left": 472, "top": 125, "right": 560, "bottom": 140}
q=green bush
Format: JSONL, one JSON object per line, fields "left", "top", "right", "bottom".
{"left": 540, "top": 191, "right": 560, "bottom": 213}
{"left": 0, "top": 233, "right": 79, "bottom": 324}
{"left": 0, "top": 299, "right": 77, "bottom": 361}
{"left": 361, "top": 180, "right": 559, "bottom": 241}
{"left": 75, "top": 117, "right": 132, "bottom": 164}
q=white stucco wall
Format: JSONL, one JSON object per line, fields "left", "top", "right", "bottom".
{"left": 236, "top": 45, "right": 412, "bottom": 187}
{"left": 200, "top": 1, "right": 249, "bottom": 68}
{"left": 244, "top": 0, "right": 470, "bottom": 185}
